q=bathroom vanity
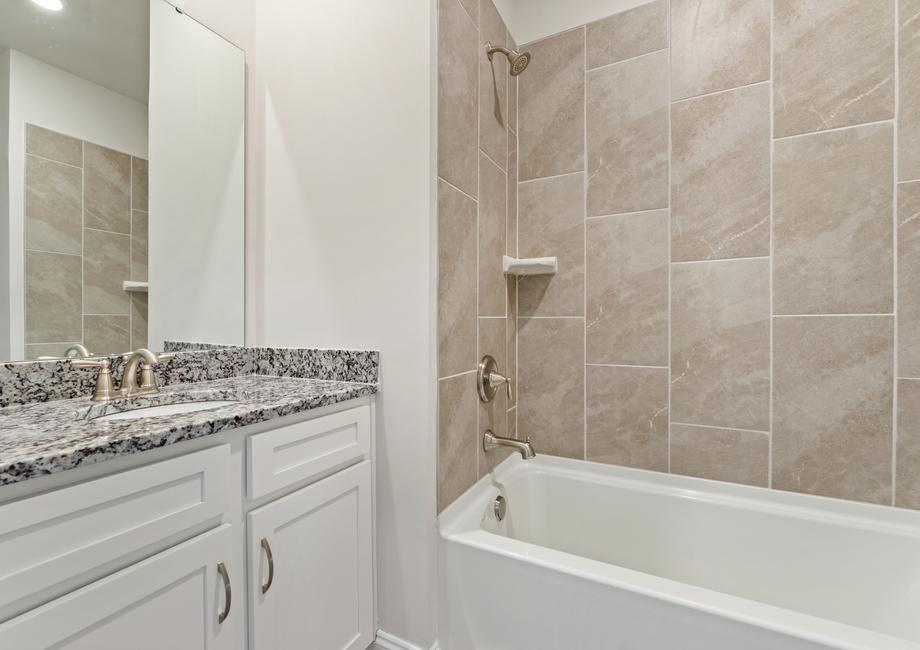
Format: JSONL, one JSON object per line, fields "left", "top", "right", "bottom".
{"left": 0, "top": 348, "right": 378, "bottom": 650}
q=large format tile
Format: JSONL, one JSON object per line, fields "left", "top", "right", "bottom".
{"left": 26, "top": 124, "right": 82, "bottom": 167}
{"left": 438, "top": 372, "right": 479, "bottom": 511}
{"left": 670, "top": 424, "right": 768, "bottom": 487}
{"left": 671, "top": 258, "right": 770, "bottom": 431}
{"left": 84, "top": 315, "right": 131, "bottom": 356}
{"left": 518, "top": 173, "right": 584, "bottom": 317}
{"left": 438, "top": 180, "right": 478, "bottom": 378}
{"left": 84, "top": 142, "right": 131, "bottom": 234}
{"left": 479, "top": 317, "right": 511, "bottom": 474}
{"left": 457, "top": 0, "right": 477, "bottom": 26}
{"left": 83, "top": 228, "right": 131, "bottom": 316}
{"left": 774, "top": 0, "right": 895, "bottom": 138}
{"left": 900, "top": 181, "right": 920, "bottom": 377}
{"left": 480, "top": 0, "right": 508, "bottom": 170}
{"left": 586, "top": 210, "right": 668, "bottom": 366}
{"left": 25, "top": 343, "right": 81, "bottom": 360}
{"left": 902, "top": 0, "right": 920, "bottom": 180}
{"left": 25, "top": 251, "right": 82, "bottom": 344}
{"left": 25, "top": 155, "right": 83, "bottom": 255}
{"left": 773, "top": 316, "right": 893, "bottom": 505}
{"left": 438, "top": 0, "right": 479, "bottom": 197}
{"left": 518, "top": 27, "right": 585, "bottom": 180}
{"left": 671, "top": 84, "right": 770, "bottom": 261}
{"left": 774, "top": 123, "right": 893, "bottom": 314}
{"left": 671, "top": 0, "right": 770, "bottom": 100}
{"left": 586, "top": 365, "right": 668, "bottom": 471}
{"left": 479, "top": 153, "right": 507, "bottom": 316}
{"left": 131, "top": 210, "right": 148, "bottom": 282}
{"left": 897, "top": 379, "right": 920, "bottom": 509}
{"left": 586, "top": 0, "right": 668, "bottom": 69}
{"left": 518, "top": 317, "right": 584, "bottom": 459}
{"left": 587, "top": 49, "right": 668, "bottom": 216}
{"left": 131, "top": 293, "right": 148, "bottom": 351}
{"left": 132, "top": 157, "right": 148, "bottom": 211}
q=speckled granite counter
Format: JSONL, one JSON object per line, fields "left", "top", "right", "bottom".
{"left": 0, "top": 374, "right": 377, "bottom": 485}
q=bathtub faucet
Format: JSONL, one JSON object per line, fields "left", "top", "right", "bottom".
{"left": 483, "top": 430, "right": 536, "bottom": 460}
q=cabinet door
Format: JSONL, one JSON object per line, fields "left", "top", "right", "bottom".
{"left": 248, "top": 461, "right": 373, "bottom": 650}
{"left": 0, "top": 525, "right": 238, "bottom": 650}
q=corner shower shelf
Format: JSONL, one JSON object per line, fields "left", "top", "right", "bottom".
{"left": 502, "top": 255, "right": 558, "bottom": 276}
{"left": 122, "top": 281, "right": 149, "bottom": 293}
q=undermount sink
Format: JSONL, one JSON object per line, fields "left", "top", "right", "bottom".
{"left": 93, "top": 400, "right": 238, "bottom": 422}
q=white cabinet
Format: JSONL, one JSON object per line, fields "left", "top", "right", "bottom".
{"left": 0, "top": 525, "right": 237, "bottom": 650}
{"left": 0, "top": 399, "right": 375, "bottom": 650}
{"left": 248, "top": 461, "right": 374, "bottom": 650}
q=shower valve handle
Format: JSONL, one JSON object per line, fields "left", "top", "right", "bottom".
{"left": 478, "top": 355, "right": 512, "bottom": 403}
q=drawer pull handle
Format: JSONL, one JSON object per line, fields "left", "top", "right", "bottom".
{"left": 217, "top": 561, "right": 232, "bottom": 623}
{"left": 261, "top": 538, "right": 275, "bottom": 594}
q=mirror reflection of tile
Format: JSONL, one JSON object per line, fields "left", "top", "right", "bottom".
{"left": 24, "top": 124, "right": 148, "bottom": 359}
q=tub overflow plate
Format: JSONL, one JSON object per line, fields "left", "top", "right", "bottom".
{"left": 493, "top": 495, "right": 507, "bottom": 522}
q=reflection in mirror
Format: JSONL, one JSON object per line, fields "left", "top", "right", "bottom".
{"left": 0, "top": 0, "right": 245, "bottom": 362}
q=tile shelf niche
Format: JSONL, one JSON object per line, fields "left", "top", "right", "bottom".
{"left": 502, "top": 255, "right": 558, "bottom": 276}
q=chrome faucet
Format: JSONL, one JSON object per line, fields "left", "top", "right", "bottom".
{"left": 72, "top": 349, "right": 176, "bottom": 402}
{"left": 483, "top": 429, "right": 536, "bottom": 460}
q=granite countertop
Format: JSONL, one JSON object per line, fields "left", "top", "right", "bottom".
{"left": 0, "top": 375, "right": 377, "bottom": 485}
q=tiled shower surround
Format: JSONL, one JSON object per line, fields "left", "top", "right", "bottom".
{"left": 438, "top": 0, "right": 920, "bottom": 512}
{"left": 24, "top": 125, "right": 148, "bottom": 359}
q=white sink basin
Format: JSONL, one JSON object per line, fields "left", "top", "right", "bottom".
{"left": 94, "top": 400, "right": 238, "bottom": 421}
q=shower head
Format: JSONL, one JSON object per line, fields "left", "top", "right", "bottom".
{"left": 486, "top": 42, "right": 532, "bottom": 76}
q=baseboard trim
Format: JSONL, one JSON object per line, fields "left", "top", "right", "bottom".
{"left": 374, "top": 630, "right": 439, "bottom": 650}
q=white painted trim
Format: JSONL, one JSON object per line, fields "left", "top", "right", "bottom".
{"left": 374, "top": 629, "right": 439, "bottom": 650}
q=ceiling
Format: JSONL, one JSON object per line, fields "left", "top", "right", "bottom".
{"left": 0, "top": 0, "right": 149, "bottom": 103}
{"left": 493, "top": 0, "right": 652, "bottom": 45}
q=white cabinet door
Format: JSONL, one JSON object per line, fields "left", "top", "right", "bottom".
{"left": 248, "top": 461, "right": 373, "bottom": 650}
{"left": 0, "top": 525, "right": 238, "bottom": 650}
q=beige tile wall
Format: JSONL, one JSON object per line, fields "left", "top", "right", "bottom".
{"left": 437, "top": 0, "right": 519, "bottom": 511}
{"left": 438, "top": 0, "right": 920, "bottom": 511}
{"left": 24, "top": 125, "right": 148, "bottom": 359}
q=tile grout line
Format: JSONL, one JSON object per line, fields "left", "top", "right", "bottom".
{"left": 586, "top": 45, "right": 669, "bottom": 74}
{"left": 768, "top": 0, "right": 775, "bottom": 490}
{"left": 774, "top": 117, "right": 895, "bottom": 142}
{"left": 893, "top": 0, "right": 900, "bottom": 507}
{"left": 672, "top": 78, "right": 772, "bottom": 105}
{"left": 475, "top": 8, "right": 482, "bottom": 483}
{"left": 437, "top": 175, "right": 477, "bottom": 204}
{"left": 671, "top": 421, "right": 771, "bottom": 436}
{"left": 773, "top": 313, "right": 895, "bottom": 318}
{"left": 518, "top": 169, "right": 584, "bottom": 185}
{"left": 671, "top": 255, "right": 770, "bottom": 265}
{"left": 25, "top": 151, "right": 83, "bottom": 171}
{"left": 583, "top": 24, "right": 589, "bottom": 462}
{"left": 588, "top": 363, "right": 669, "bottom": 370}
{"left": 586, "top": 206, "right": 668, "bottom": 220}
{"left": 666, "top": 0, "right": 673, "bottom": 475}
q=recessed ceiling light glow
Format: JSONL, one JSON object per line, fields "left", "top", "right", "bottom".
{"left": 31, "top": 0, "right": 64, "bottom": 10}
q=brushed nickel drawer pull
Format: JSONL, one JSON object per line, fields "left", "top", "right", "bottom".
{"left": 260, "top": 538, "right": 275, "bottom": 594}
{"left": 217, "top": 561, "right": 232, "bottom": 623}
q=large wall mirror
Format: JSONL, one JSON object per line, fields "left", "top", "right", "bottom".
{"left": 0, "top": 0, "right": 245, "bottom": 362}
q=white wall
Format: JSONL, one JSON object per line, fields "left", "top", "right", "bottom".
{"left": 494, "top": 0, "right": 651, "bottom": 44}
{"left": 148, "top": 0, "right": 245, "bottom": 351}
{"left": 174, "top": 1, "right": 439, "bottom": 647}
{"left": 0, "top": 52, "right": 10, "bottom": 361}
{"left": 2, "top": 50, "right": 148, "bottom": 359}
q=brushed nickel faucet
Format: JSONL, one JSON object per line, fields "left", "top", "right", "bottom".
{"left": 72, "top": 349, "right": 176, "bottom": 403}
{"left": 483, "top": 429, "right": 536, "bottom": 460}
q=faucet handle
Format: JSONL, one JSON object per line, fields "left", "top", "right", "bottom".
{"left": 477, "top": 355, "right": 513, "bottom": 403}
{"left": 71, "top": 358, "right": 118, "bottom": 402}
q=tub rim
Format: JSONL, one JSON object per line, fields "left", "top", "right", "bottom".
{"left": 439, "top": 455, "right": 920, "bottom": 650}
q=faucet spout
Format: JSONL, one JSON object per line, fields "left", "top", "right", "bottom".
{"left": 483, "top": 430, "right": 536, "bottom": 460}
{"left": 121, "top": 349, "right": 175, "bottom": 397}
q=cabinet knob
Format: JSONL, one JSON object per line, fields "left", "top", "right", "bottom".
{"left": 217, "top": 561, "right": 232, "bottom": 623}
{"left": 260, "top": 538, "right": 275, "bottom": 595}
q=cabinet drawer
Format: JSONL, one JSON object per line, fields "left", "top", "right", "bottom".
{"left": 247, "top": 404, "right": 370, "bottom": 499}
{"left": 0, "top": 445, "right": 229, "bottom": 620}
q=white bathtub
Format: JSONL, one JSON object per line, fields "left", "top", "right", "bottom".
{"left": 439, "top": 455, "right": 920, "bottom": 650}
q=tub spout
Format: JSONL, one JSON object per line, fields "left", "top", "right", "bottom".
{"left": 483, "top": 430, "right": 536, "bottom": 460}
